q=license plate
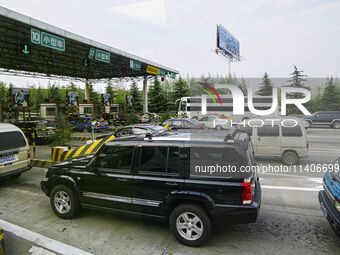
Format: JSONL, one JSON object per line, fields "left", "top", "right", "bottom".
{"left": 320, "top": 203, "right": 328, "bottom": 217}
{"left": 0, "top": 154, "right": 16, "bottom": 165}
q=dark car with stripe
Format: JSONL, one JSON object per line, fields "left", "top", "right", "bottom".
{"left": 41, "top": 128, "right": 261, "bottom": 246}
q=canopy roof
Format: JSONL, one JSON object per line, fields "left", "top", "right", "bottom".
{"left": 0, "top": 6, "right": 178, "bottom": 80}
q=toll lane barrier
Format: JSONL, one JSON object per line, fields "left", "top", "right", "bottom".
{"left": 70, "top": 136, "right": 93, "bottom": 141}
{"left": 31, "top": 159, "right": 53, "bottom": 168}
{"left": 31, "top": 135, "right": 115, "bottom": 168}
{"left": 0, "top": 229, "right": 5, "bottom": 255}
{"left": 60, "top": 135, "right": 115, "bottom": 161}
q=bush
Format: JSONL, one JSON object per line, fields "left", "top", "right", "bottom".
{"left": 160, "top": 112, "right": 172, "bottom": 123}
{"left": 126, "top": 110, "right": 140, "bottom": 125}
{"left": 50, "top": 115, "right": 72, "bottom": 146}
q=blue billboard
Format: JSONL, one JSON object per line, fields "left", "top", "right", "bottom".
{"left": 217, "top": 25, "right": 240, "bottom": 60}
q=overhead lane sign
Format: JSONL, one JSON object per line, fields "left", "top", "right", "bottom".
{"left": 130, "top": 59, "right": 142, "bottom": 71}
{"left": 88, "top": 47, "right": 111, "bottom": 63}
{"left": 31, "top": 28, "right": 65, "bottom": 52}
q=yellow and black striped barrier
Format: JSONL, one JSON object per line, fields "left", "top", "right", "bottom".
{"left": 20, "top": 127, "right": 48, "bottom": 132}
{"left": 60, "top": 135, "right": 115, "bottom": 161}
{"left": 31, "top": 159, "right": 54, "bottom": 168}
{"left": 0, "top": 228, "right": 5, "bottom": 255}
{"left": 70, "top": 136, "right": 93, "bottom": 142}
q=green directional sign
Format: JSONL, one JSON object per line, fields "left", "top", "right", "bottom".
{"left": 21, "top": 44, "right": 30, "bottom": 55}
{"left": 170, "top": 72, "right": 176, "bottom": 79}
{"left": 159, "top": 69, "right": 167, "bottom": 77}
{"left": 130, "top": 59, "right": 142, "bottom": 71}
{"left": 88, "top": 48, "right": 96, "bottom": 59}
{"left": 95, "top": 49, "right": 111, "bottom": 63}
{"left": 31, "top": 28, "right": 65, "bottom": 52}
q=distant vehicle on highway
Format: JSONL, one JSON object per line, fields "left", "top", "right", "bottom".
{"left": 162, "top": 118, "right": 205, "bottom": 130}
{"left": 198, "top": 115, "right": 231, "bottom": 130}
{"left": 319, "top": 157, "right": 340, "bottom": 237}
{"left": 69, "top": 116, "right": 108, "bottom": 132}
{"left": 0, "top": 123, "right": 31, "bottom": 179}
{"left": 304, "top": 111, "right": 340, "bottom": 129}
{"left": 97, "top": 124, "right": 169, "bottom": 139}
{"left": 239, "top": 120, "right": 308, "bottom": 165}
{"left": 41, "top": 128, "right": 261, "bottom": 246}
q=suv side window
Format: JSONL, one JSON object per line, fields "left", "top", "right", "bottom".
{"left": 257, "top": 125, "right": 279, "bottom": 137}
{"left": 94, "top": 146, "right": 134, "bottom": 172}
{"left": 139, "top": 146, "right": 180, "bottom": 175}
{"left": 282, "top": 126, "right": 303, "bottom": 137}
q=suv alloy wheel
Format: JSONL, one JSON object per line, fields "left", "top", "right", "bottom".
{"left": 169, "top": 204, "right": 212, "bottom": 246}
{"left": 50, "top": 185, "right": 80, "bottom": 219}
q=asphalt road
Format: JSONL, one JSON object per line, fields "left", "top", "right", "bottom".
{"left": 0, "top": 128, "right": 339, "bottom": 255}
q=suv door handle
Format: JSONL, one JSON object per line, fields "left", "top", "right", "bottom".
{"left": 165, "top": 182, "right": 179, "bottom": 186}
{"left": 117, "top": 178, "right": 128, "bottom": 182}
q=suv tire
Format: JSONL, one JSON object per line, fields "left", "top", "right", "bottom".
{"left": 50, "top": 185, "right": 80, "bottom": 219}
{"left": 169, "top": 204, "right": 212, "bottom": 246}
{"left": 282, "top": 151, "right": 298, "bottom": 165}
{"left": 332, "top": 121, "right": 340, "bottom": 129}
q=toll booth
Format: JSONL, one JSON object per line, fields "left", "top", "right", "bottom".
{"left": 40, "top": 103, "right": 58, "bottom": 121}
{"left": 79, "top": 103, "right": 94, "bottom": 116}
{"left": 104, "top": 104, "right": 120, "bottom": 117}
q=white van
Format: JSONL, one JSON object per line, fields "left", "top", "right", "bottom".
{"left": 0, "top": 123, "right": 31, "bottom": 178}
{"left": 240, "top": 120, "right": 308, "bottom": 165}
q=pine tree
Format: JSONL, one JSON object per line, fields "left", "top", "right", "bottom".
{"left": 148, "top": 78, "right": 168, "bottom": 113}
{"left": 0, "top": 81, "right": 7, "bottom": 103}
{"left": 48, "top": 83, "right": 61, "bottom": 102}
{"left": 322, "top": 77, "right": 340, "bottom": 111}
{"left": 87, "top": 82, "right": 99, "bottom": 103}
{"left": 105, "top": 79, "right": 115, "bottom": 103}
{"left": 257, "top": 72, "right": 273, "bottom": 96}
{"left": 173, "top": 77, "right": 189, "bottom": 101}
{"left": 238, "top": 78, "right": 248, "bottom": 95}
{"left": 288, "top": 65, "right": 308, "bottom": 89}
{"left": 129, "top": 82, "right": 142, "bottom": 114}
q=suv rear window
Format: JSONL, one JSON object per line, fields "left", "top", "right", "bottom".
{"left": 139, "top": 146, "right": 180, "bottom": 175}
{"left": 282, "top": 126, "right": 303, "bottom": 137}
{"left": 0, "top": 131, "right": 27, "bottom": 151}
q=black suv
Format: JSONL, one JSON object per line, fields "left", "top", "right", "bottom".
{"left": 41, "top": 129, "right": 261, "bottom": 246}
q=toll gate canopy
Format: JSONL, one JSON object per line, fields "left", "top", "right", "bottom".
{"left": 0, "top": 6, "right": 178, "bottom": 80}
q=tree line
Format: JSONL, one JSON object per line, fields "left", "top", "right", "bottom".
{"left": 0, "top": 65, "right": 339, "bottom": 117}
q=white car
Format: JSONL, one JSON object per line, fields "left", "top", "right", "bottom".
{"left": 240, "top": 119, "right": 308, "bottom": 165}
{"left": 198, "top": 115, "right": 231, "bottom": 130}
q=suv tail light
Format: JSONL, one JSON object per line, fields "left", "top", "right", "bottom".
{"left": 241, "top": 179, "right": 254, "bottom": 205}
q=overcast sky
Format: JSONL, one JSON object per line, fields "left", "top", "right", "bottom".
{"left": 0, "top": 0, "right": 339, "bottom": 88}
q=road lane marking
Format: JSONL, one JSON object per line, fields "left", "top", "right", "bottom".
{"left": 262, "top": 185, "right": 322, "bottom": 192}
{"left": 0, "top": 219, "right": 92, "bottom": 255}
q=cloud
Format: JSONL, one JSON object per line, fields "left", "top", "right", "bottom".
{"left": 112, "top": 0, "right": 167, "bottom": 27}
